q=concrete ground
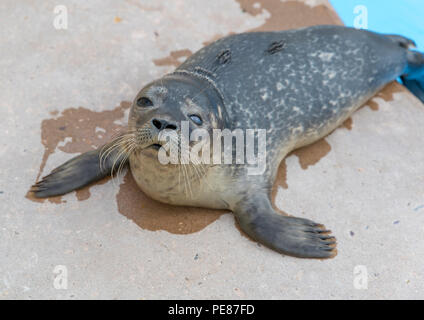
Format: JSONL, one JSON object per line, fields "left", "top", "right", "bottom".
{"left": 1, "top": 0, "right": 424, "bottom": 299}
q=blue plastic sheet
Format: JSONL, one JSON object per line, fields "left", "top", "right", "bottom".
{"left": 330, "top": 0, "right": 424, "bottom": 49}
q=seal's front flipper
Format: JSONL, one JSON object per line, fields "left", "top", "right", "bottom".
{"left": 234, "top": 194, "right": 336, "bottom": 259}
{"left": 31, "top": 143, "right": 128, "bottom": 198}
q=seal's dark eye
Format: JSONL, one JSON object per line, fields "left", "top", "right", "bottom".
{"left": 136, "top": 97, "right": 153, "bottom": 108}
{"left": 189, "top": 114, "right": 203, "bottom": 125}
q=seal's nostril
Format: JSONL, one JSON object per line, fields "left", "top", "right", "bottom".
{"left": 165, "top": 124, "right": 177, "bottom": 130}
{"left": 152, "top": 119, "right": 177, "bottom": 130}
{"left": 152, "top": 119, "right": 163, "bottom": 130}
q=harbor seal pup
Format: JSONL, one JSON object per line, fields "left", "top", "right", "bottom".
{"left": 31, "top": 25, "right": 424, "bottom": 258}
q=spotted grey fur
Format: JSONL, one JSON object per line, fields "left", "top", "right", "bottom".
{"left": 31, "top": 25, "right": 424, "bottom": 259}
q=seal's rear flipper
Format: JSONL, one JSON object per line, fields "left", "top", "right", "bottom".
{"left": 402, "top": 50, "right": 424, "bottom": 103}
{"left": 386, "top": 34, "right": 416, "bottom": 49}
{"left": 233, "top": 194, "right": 336, "bottom": 259}
{"left": 402, "top": 77, "right": 424, "bottom": 103}
{"left": 31, "top": 143, "right": 128, "bottom": 198}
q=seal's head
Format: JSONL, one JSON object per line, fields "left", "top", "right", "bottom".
{"left": 128, "top": 73, "right": 229, "bottom": 157}
{"left": 120, "top": 73, "right": 231, "bottom": 203}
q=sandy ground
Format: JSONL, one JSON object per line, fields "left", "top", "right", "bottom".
{"left": 1, "top": 0, "right": 424, "bottom": 299}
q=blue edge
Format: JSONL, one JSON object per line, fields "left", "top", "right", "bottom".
{"left": 330, "top": 0, "right": 424, "bottom": 101}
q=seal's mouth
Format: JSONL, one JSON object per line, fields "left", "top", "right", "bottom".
{"left": 131, "top": 126, "right": 161, "bottom": 151}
